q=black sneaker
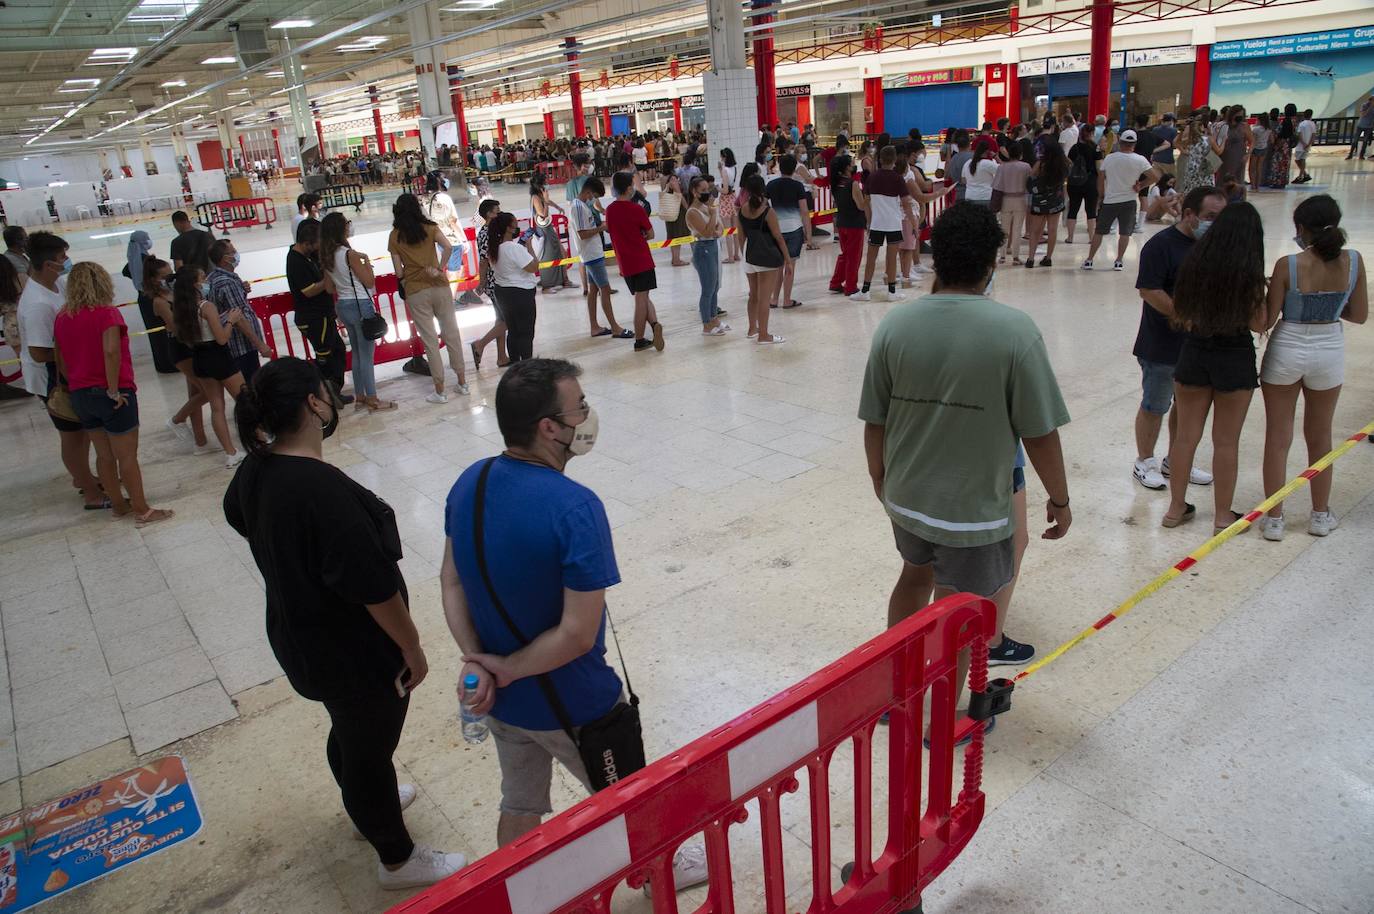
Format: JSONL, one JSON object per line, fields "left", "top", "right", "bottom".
{"left": 633, "top": 339, "right": 653, "bottom": 352}
{"left": 988, "top": 635, "right": 1035, "bottom": 666}
{"left": 1039, "top": 257, "right": 1052, "bottom": 267}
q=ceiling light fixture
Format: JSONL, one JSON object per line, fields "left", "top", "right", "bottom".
{"left": 201, "top": 56, "right": 238, "bottom": 65}
{"left": 272, "top": 19, "right": 314, "bottom": 28}
{"left": 161, "top": 79, "right": 187, "bottom": 87}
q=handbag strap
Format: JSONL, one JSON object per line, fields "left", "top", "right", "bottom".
{"left": 472, "top": 458, "right": 638, "bottom": 747}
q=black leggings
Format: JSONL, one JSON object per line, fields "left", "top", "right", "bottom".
{"left": 296, "top": 313, "right": 346, "bottom": 392}
{"left": 497, "top": 286, "right": 538, "bottom": 361}
{"left": 1067, "top": 184, "right": 1099, "bottom": 220}
{"left": 323, "top": 692, "right": 414, "bottom": 865}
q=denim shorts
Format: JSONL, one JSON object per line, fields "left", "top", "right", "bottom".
{"left": 583, "top": 258, "right": 610, "bottom": 289}
{"left": 1138, "top": 357, "right": 1176, "bottom": 415}
{"left": 782, "top": 228, "right": 805, "bottom": 259}
{"left": 70, "top": 387, "right": 139, "bottom": 436}
{"left": 1013, "top": 443, "right": 1026, "bottom": 494}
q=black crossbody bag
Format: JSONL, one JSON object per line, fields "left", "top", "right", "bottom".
{"left": 472, "top": 458, "right": 646, "bottom": 790}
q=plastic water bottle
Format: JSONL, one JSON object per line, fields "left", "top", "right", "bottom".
{"left": 460, "top": 673, "right": 488, "bottom": 744}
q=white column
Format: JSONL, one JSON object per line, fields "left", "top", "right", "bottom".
{"left": 282, "top": 35, "right": 318, "bottom": 164}
{"left": 703, "top": 0, "right": 758, "bottom": 174}
{"left": 407, "top": 1, "right": 451, "bottom": 158}
{"left": 139, "top": 136, "right": 157, "bottom": 174}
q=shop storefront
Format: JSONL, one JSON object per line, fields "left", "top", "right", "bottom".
{"left": 810, "top": 79, "right": 864, "bottom": 139}
{"left": 1046, "top": 53, "right": 1127, "bottom": 122}
{"left": 776, "top": 85, "right": 812, "bottom": 128}
{"left": 1210, "top": 25, "right": 1374, "bottom": 119}
{"left": 883, "top": 68, "right": 981, "bottom": 136}
{"left": 1016, "top": 48, "right": 1192, "bottom": 124}
{"left": 1016, "top": 60, "right": 1049, "bottom": 125}
{"left": 631, "top": 98, "right": 674, "bottom": 134}
{"left": 1123, "top": 46, "right": 1195, "bottom": 121}
{"left": 681, "top": 95, "right": 706, "bottom": 131}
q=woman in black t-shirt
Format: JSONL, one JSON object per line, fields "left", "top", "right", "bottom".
{"left": 224, "top": 357, "right": 466, "bottom": 890}
{"left": 1065, "top": 133, "right": 1102, "bottom": 244}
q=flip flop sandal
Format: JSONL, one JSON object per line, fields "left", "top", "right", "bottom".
{"left": 134, "top": 508, "right": 175, "bottom": 528}
{"left": 84, "top": 497, "right": 112, "bottom": 511}
{"left": 1161, "top": 503, "right": 1196, "bottom": 528}
{"left": 613, "top": 329, "right": 634, "bottom": 339}
{"left": 1214, "top": 510, "right": 1248, "bottom": 535}
{"left": 782, "top": 300, "right": 803, "bottom": 309}
{"left": 591, "top": 328, "right": 613, "bottom": 337}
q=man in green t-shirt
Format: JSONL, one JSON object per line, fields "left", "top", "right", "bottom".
{"left": 859, "top": 202, "right": 1073, "bottom": 723}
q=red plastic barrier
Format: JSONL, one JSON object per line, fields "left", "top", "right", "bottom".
{"left": 389, "top": 593, "right": 997, "bottom": 914}
{"left": 197, "top": 197, "right": 277, "bottom": 234}
{"left": 812, "top": 183, "right": 834, "bottom": 226}
{"left": 536, "top": 160, "right": 574, "bottom": 186}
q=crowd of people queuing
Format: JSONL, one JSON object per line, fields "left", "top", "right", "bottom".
{"left": 1, "top": 92, "right": 1366, "bottom": 894}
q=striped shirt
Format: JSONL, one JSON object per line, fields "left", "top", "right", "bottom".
{"left": 208, "top": 266, "right": 263, "bottom": 359}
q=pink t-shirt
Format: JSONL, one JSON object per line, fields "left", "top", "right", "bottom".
{"left": 53, "top": 307, "right": 135, "bottom": 392}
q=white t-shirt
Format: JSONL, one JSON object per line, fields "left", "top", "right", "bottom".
{"left": 328, "top": 246, "right": 373, "bottom": 300}
{"left": 1100, "top": 151, "right": 1152, "bottom": 204}
{"left": 632, "top": 147, "right": 648, "bottom": 166}
{"left": 17, "top": 276, "right": 65, "bottom": 397}
{"left": 291, "top": 212, "right": 308, "bottom": 237}
{"left": 1059, "top": 124, "right": 1079, "bottom": 154}
{"left": 962, "top": 158, "right": 998, "bottom": 202}
{"left": 493, "top": 240, "right": 537, "bottom": 290}
{"left": 571, "top": 198, "right": 605, "bottom": 262}
{"left": 1297, "top": 119, "right": 1316, "bottom": 148}
{"left": 425, "top": 192, "right": 465, "bottom": 247}
{"left": 719, "top": 164, "right": 737, "bottom": 193}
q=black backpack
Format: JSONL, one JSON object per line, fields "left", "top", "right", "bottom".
{"left": 1067, "top": 152, "right": 1090, "bottom": 187}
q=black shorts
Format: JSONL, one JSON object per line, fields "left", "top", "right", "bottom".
{"left": 868, "top": 229, "right": 903, "bottom": 246}
{"left": 625, "top": 269, "right": 657, "bottom": 294}
{"left": 71, "top": 387, "right": 140, "bottom": 436}
{"left": 168, "top": 335, "right": 195, "bottom": 364}
{"left": 1173, "top": 335, "right": 1258, "bottom": 392}
{"left": 192, "top": 343, "right": 238, "bottom": 381}
{"left": 39, "top": 395, "right": 85, "bottom": 433}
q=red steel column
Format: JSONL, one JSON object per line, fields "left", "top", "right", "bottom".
{"left": 751, "top": 0, "right": 778, "bottom": 128}
{"left": 271, "top": 127, "right": 283, "bottom": 166}
{"left": 543, "top": 111, "right": 555, "bottom": 139}
{"left": 369, "top": 85, "right": 385, "bottom": 153}
{"left": 1087, "top": 0, "right": 1113, "bottom": 121}
{"left": 237, "top": 135, "right": 247, "bottom": 170}
{"left": 864, "top": 77, "right": 885, "bottom": 134}
{"left": 1191, "top": 45, "right": 1211, "bottom": 112}
{"left": 1007, "top": 66, "right": 1022, "bottom": 125}
{"left": 311, "top": 102, "right": 326, "bottom": 156}
{"left": 603, "top": 107, "right": 613, "bottom": 136}
{"left": 565, "top": 38, "right": 587, "bottom": 138}
{"left": 497, "top": 119, "right": 507, "bottom": 144}
{"left": 447, "top": 66, "right": 470, "bottom": 154}
{"left": 672, "top": 97, "right": 683, "bottom": 132}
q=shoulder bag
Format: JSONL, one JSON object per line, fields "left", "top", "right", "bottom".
{"left": 472, "top": 458, "right": 645, "bottom": 791}
{"left": 343, "top": 250, "right": 388, "bottom": 342}
{"left": 657, "top": 189, "right": 682, "bottom": 223}
{"left": 743, "top": 206, "right": 785, "bottom": 269}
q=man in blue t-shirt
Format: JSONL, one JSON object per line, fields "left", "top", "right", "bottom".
{"left": 439, "top": 358, "right": 707, "bottom": 889}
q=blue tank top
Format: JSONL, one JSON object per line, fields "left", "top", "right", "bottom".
{"left": 1282, "top": 251, "right": 1360, "bottom": 323}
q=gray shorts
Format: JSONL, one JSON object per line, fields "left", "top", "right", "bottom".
{"left": 488, "top": 716, "right": 593, "bottom": 817}
{"left": 1096, "top": 200, "right": 1137, "bottom": 235}
{"left": 891, "top": 521, "right": 1015, "bottom": 598}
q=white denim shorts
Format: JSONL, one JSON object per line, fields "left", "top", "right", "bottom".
{"left": 1260, "top": 321, "right": 1344, "bottom": 390}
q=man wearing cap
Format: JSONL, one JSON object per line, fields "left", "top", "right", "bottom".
{"left": 1082, "top": 129, "right": 1158, "bottom": 272}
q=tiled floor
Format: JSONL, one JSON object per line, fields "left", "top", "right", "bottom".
{"left": 1, "top": 151, "right": 1370, "bottom": 912}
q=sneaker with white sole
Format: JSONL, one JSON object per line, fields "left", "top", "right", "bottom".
{"left": 225, "top": 451, "right": 246, "bottom": 469}
{"left": 1080, "top": 259, "right": 1094, "bottom": 271}
{"left": 988, "top": 635, "right": 1035, "bottom": 666}
{"left": 353, "top": 784, "right": 417, "bottom": 840}
{"left": 848, "top": 290, "right": 872, "bottom": 302}
{"left": 642, "top": 843, "right": 708, "bottom": 896}
{"left": 165, "top": 417, "right": 192, "bottom": 445}
{"left": 193, "top": 443, "right": 220, "bottom": 456}
{"left": 456, "top": 383, "right": 470, "bottom": 396}
{"left": 1113, "top": 260, "right": 1124, "bottom": 271}
{"left": 1308, "top": 510, "right": 1339, "bottom": 537}
{"left": 912, "top": 264, "right": 933, "bottom": 276}
{"left": 1259, "top": 516, "right": 1285, "bottom": 541}
{"left": 425, "top": 391, "right": 448, "bottom": 404}
{"left": 377, "top": 844, "right": 468, "bottom": 890}
{"left": 1162, "top": 456, "right": 1212, "bottom": 485}
{"left": 1133, "top": 457, "right": 1166, "bottom": 490}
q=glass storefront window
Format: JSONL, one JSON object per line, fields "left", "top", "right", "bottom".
{"left": 813, "top": 92, "right": 862, "bottom": 139}
{"left": 1126, "top": 63, "right": 1193, "bottom": 121}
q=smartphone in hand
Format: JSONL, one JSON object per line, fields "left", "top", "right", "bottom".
{"left": 394, "top": 667, "right": 410, "bottom": 698}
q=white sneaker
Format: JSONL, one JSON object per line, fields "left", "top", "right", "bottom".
{"left": 1080, "top": 260, "right": 1094, "bottom": 271}
{"left": 353, "top": 784, "right": 417, "bottom": 839}
{"left": 912, "top": 264, "right": 933, "bottom": 276}
{"left": 1133, "top": 457, "right": 1166, "bottom": 491}
{"left": 883, "top": 288, "right": 905, "bottom": 302}
{"left": 193, "top": 443, "right": 220, "bottom": 456}
{"left": 377, "top": 844, "right": 468, "bottom": 890}
{"left": 225, "top": 451, "right": 246, "bottom": 469}
{"left": 848, "top": 290, "right": 872, "bottom": 302}
{"left": 425, "top": 391, "right": 448, "bottom": 404}
{"left": 1162, "top": 456, "right": 1212, "bottom": 485}
{"left": 643, "top": 843, "right": 709, "bottom": 896}
{"left": 1309, "top": 510, "right": 1339, "bottom": 537}
{"left": 1260, "top": 516, "right": 1285, "bottom": 541}
{"left": 1113, "top": 260, "right": 1125, "bottom": 272}
{"left": 455, "top": 383, "right": 470, "bottom": 396}
{"left": 165, "top": 417, "right": 192, "bottom": 445}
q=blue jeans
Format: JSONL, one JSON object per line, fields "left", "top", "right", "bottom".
{"left": 691, "top": 239, "right": 721, "bottom": 325}
{"left": 337, "top": 297, "right": 377, "bottom": 398}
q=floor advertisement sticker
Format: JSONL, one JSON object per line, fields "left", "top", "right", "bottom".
{"left": 0, "top": 756, "right": 202, "bottom": 910}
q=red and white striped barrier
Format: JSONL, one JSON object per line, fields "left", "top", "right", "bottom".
{"left": 389, "top": 593, "right": 999, "bottom": 914}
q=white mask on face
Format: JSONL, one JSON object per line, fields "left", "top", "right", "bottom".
{"left": 559, "top": 406, "right": 598, "bottom": 457}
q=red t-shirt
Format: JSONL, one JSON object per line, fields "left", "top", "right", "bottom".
{"left": 53, "top": 307, "right": 135, "bottom": 392}
{"left": 605, "top": 199, "right": 654, "bottom": 277}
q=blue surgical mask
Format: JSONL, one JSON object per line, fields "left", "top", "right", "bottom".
{"left": 1195, "top": 219, "right": 1213, "bottom": 238}
{"left": 1293, "top": 233, "right": 1305, "bottom": 248}
{"left": 198, "top": 281, "right": 211, "bottom": 298}
{"left": 61, "top": 257, "right": 73, "bottom": 275}
{"left": 229, "top": 253, "right": 241, "bottom": 269}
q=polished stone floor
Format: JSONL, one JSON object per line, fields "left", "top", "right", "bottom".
{"left": 0, "top": 150, "right": 1370, "bottom": 913}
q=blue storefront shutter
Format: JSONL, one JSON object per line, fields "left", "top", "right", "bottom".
{"left": 882, "top": 84, "right": 979, "bottom": 137}
{"left": 612, "top": 114, "right": 632, "bottom": 134}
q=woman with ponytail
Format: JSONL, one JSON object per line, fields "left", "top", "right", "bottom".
{"left": 147, "top": 257, "right": 210, "bottom": 452}
{"left": 171, "top": 264, "right": 245, "bottom": 467}
{"left": 1258, "top": 195, "right": 1367, "bottom": 541}
{"left": 224, "top": 356, "right": 467, "bottom": 889}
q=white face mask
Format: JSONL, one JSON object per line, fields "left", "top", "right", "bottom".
{"left": 558, "top": 406, "right": 598, "bottom": 457}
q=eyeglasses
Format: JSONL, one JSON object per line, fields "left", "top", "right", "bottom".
{"left": 544, "top": 400, "right": 590, "bottom": 422}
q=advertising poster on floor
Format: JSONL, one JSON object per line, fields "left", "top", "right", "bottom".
{"left": 0, "top": 756, "right": 202, "bottom": 911}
